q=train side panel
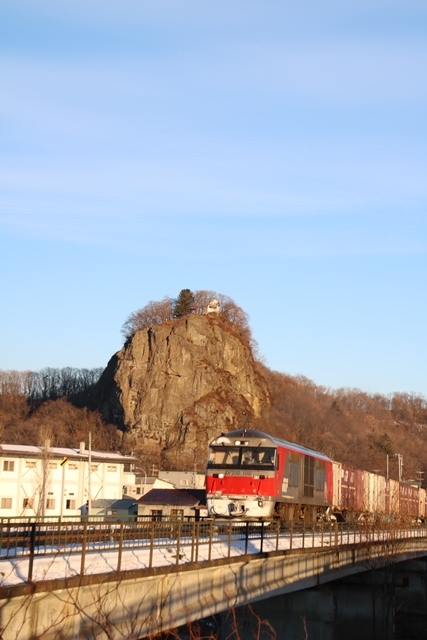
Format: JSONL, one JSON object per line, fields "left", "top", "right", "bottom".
{"left": 331, "top": 461, "right": 341, "bottom": 511}
{"left": 399, "top": 483, "right": 420, "bottom": 521}
{"left": 340, "top": 464, "right": 365, "bottom": 518}
{"left": 385, "top": 479, "right": 400, "bottom": 519}
{"left": 277, "top": 446, "right": 333, "bottom": 519}
{"left": 365, "top": 472, "right": 385, "bottom": 516}
{"left": 419, "top": 487, "right": 427, "bottom": 521}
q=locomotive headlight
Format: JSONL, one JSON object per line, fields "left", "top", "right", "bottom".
{"left": 218, "top": 473, "right": 224, "bottom": 478}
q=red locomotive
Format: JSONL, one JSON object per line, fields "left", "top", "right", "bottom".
{"left": 205, "top": 429, "right": 426, "bottom": 523}
{"left": 206, "top": 429, "right": 333, "bottom": 520}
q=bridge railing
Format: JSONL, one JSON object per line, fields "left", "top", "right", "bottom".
{"left": 1, "top": 518, "right": 426, "bottom": 583}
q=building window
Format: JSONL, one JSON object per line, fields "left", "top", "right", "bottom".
{"left": 49, "top": 462, "right": 58, "bottom": 469}
{"left": 1, "top": 498, "right": 12, "bottom": 509}
{"left": 90, "top": 464, "right": 99, "bottom": 472}
{"left": 3, "top": 461, "right": 15, "bottom": 472}
{"left": 23, "top": 498, "right": 33, "bottom": 509}
{"left": 46, "top": 498, "right": 56, "bottom": 510}
{"left": 25, "top": 461, "right": 36, "bottom": 468}
{"left": 124, "top": 463, "right": 132, "bottom": 473}
{"left": 68, "top": 463, "right": 78, "bottom": 470}
{"left": 150, "top": 509, "right": 163, "bottom": 521}
{"left": 171, "top": 509, "right": 184, "bottom": 519}
{"left": 66, "top": 499, "right": 76, "bottom": 510}
{"left": 107, "top": 465, "right": 117, "bottom": 472}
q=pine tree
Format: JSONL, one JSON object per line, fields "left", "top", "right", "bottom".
{"left": 173, "top": 289, "right": 196, "bottom": 317}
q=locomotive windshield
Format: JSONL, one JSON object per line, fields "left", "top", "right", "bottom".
{"left": 207, "top": 446, "right": 276, "bottom": 471}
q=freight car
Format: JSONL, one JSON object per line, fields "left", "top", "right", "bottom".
{"left": 205, "top": 429, "right": 426, "bottom": 523}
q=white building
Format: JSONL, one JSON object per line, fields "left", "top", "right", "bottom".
{"left": 0, "top": 442, "right": 137, "bottom": 519}
{"left": 157, "top": 470, "right": 206, "bottom": 490}
{"left": 204, "top": 299, "right": 220, "bottom": 314}
{"left": 124, "top": 476, "right": 174, "bottom": 499}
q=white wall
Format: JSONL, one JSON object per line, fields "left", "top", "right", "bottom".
{"left": 0, "top": 451, "right": 136, "bottom": 518}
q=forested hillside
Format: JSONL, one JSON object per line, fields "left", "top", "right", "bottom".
{"left": 260, "top": 366, "right": 427, "bottom": 483}
{"left": 1, "top": 365, "right": 426, "bottom": 483}
{"left": 0, "top": 368, "right": 119, "bottom": 451}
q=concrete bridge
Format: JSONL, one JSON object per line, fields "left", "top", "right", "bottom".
{"left": 1, "top": 527, "right": 426, "bottom": 639}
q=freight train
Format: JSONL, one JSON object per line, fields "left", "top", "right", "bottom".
{"left": 205, "top": 429, "right": 426, "bottom": 523}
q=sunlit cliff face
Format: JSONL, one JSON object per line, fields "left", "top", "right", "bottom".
{"left": 94, "top": 314, "right": 270, "bottom": 469}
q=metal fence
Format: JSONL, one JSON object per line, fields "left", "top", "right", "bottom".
{"left": 1, "top": 517, "right": 426, "bottom": 583}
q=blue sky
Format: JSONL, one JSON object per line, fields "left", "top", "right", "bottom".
{"left": 1, "top": 1, "right": 426, "bottom": 397}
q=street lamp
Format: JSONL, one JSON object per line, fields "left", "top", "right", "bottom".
{"left": 136, "top": 467, "right": 147, "bottom": 496}
{"left": 393, "top": 453, "right": 403, "bottom": 482}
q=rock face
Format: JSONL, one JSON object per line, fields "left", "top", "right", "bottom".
{"left": 95, "top": 314, "right": 270, "bottom": 469}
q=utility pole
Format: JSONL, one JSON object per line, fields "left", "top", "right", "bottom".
{"left": 88, "top": 432, "right": 92, "bottom": 517}
{"left": 393, "top": 453, "right": 403, "bottom": 482}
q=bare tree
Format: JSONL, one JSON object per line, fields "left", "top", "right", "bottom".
{"left": 122, "top": 297, "right": 173, "bottom": 339}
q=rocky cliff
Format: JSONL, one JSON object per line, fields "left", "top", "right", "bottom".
{"left": 94, "top": 314, "right": 270, "bottom": 469}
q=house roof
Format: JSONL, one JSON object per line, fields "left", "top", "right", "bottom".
{"left": 0, "top": 444, "right": 136, "bottom": 464}
{"left": 137, "top": 488, "right": 205, "bottom": 507}
{"left": 178, "top": 489, "right": 207, "bottom": 506}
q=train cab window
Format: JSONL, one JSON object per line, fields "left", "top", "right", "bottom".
{"left": 241, "top": 447, "right": 276, "bottom": 469}
{"left": 208, "top": 447, "right": 240, "bottom": 467}
{"left": 207, "top": 446, "right": 276, "bottom": 470}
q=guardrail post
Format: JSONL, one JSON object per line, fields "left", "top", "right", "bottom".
{"left": 227, "top": 521, "right": 232, "bottom": 557}
{"left": 260, "top": 521, "right": 264, "bottom": 553}
{"left": 27, "top": 523, "right": 36, "bottom": 582}
{"left": 207, "top": 519, "right": 212, "bottom": 561}
{"left": 190, "top": 520, "right": 196, "bottom": 562}
{"left": 175, "top": 521, "right": 181, "bottom": 565}
{"left": 80, "top": 522, "right": 87, "bottom": 576}
{"left": 245, "top": 521, "right": 249, "bottom": 554}
{"left": 149, "top": 521, "right": 155, "bottom": 568}
{"left": 6, "top": 522, "right": 11, "bottom": 556}
{"left": 117, "top": 522, "right": 124, "bottom": 572}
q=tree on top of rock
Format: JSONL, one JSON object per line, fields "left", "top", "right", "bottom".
{"left": 173, "top": 289, "right": 196, "bottom": 318}
{"left": 121, "top": 297, "right": 173, "bottom": 339}
{"left": 121, "top": 289, "right": 260, "bottom": 358}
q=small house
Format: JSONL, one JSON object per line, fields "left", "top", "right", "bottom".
{"left": 82, "top": 498, "right": 137, "bottom": 520}
{"left": 136, "top": 488, "right": 207, "bottom": 520}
